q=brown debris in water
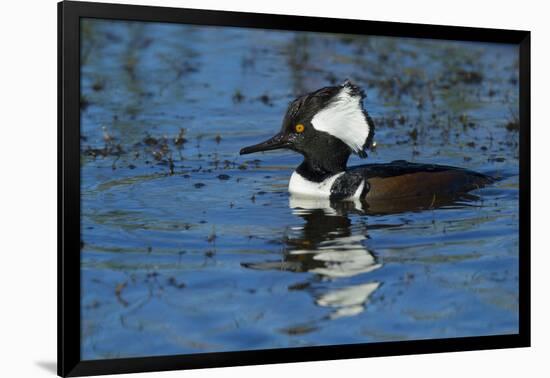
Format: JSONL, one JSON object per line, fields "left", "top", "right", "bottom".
{"left": 115, "top": 281, "right": 129, "bottom": 307}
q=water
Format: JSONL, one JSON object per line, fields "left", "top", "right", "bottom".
{"left": 80, "top": 19, "right": 519, "bottom": 360}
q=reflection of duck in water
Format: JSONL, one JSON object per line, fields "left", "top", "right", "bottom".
{"left": 240, "top": 81, "right": 492, "bottom": 205}
{"left": 242, "top": 197, "right": 381, "bottom": 319}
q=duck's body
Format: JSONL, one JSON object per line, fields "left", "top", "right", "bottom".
{"left": 289, "top": 160, "right": 492, "bottom": 201}
{"left": 240, "top": 81, "right": 493, "bottom": 202}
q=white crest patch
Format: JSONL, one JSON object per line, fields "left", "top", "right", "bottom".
{"left": 310, "top": 85, "right": 370, "bottom": 154}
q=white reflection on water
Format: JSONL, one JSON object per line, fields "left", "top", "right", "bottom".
{"left": 243, "top": 195, "right": 381, "bottom": 319}
{"left": 290, "top": 195, "right": 381, "bottom": 319}
{"left": 316, "top": 282, "right": 381, "bottom": 319}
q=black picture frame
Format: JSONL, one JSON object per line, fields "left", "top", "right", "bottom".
{"left": 58, "top": 1, "right": 531, "bottom": 376}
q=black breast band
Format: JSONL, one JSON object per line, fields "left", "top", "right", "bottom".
{"left": 330, "top": 172, "right": 368, "bottom": 200}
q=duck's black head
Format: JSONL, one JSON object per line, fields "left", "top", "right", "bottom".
{"left": 240, "top": 81, "right": 375, "bottom": 176}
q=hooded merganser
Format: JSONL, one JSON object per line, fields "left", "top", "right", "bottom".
{"left": 240, "top": 80, "right": 492, "bottom": 202}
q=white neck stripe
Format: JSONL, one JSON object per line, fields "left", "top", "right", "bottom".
{"left": 289, "top": 171, "right": 365, "bottom": 200}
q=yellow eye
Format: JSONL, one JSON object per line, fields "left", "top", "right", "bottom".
{"left": 295, "top": 124, "right": 305, "bottom": 133}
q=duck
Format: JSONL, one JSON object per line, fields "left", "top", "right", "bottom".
{"left": 240, "top": 80, "right": 492, "bottom": 202}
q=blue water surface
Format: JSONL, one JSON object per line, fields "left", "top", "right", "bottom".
{"left": 80, "top": 19, "right": 519, "bottom": 360}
